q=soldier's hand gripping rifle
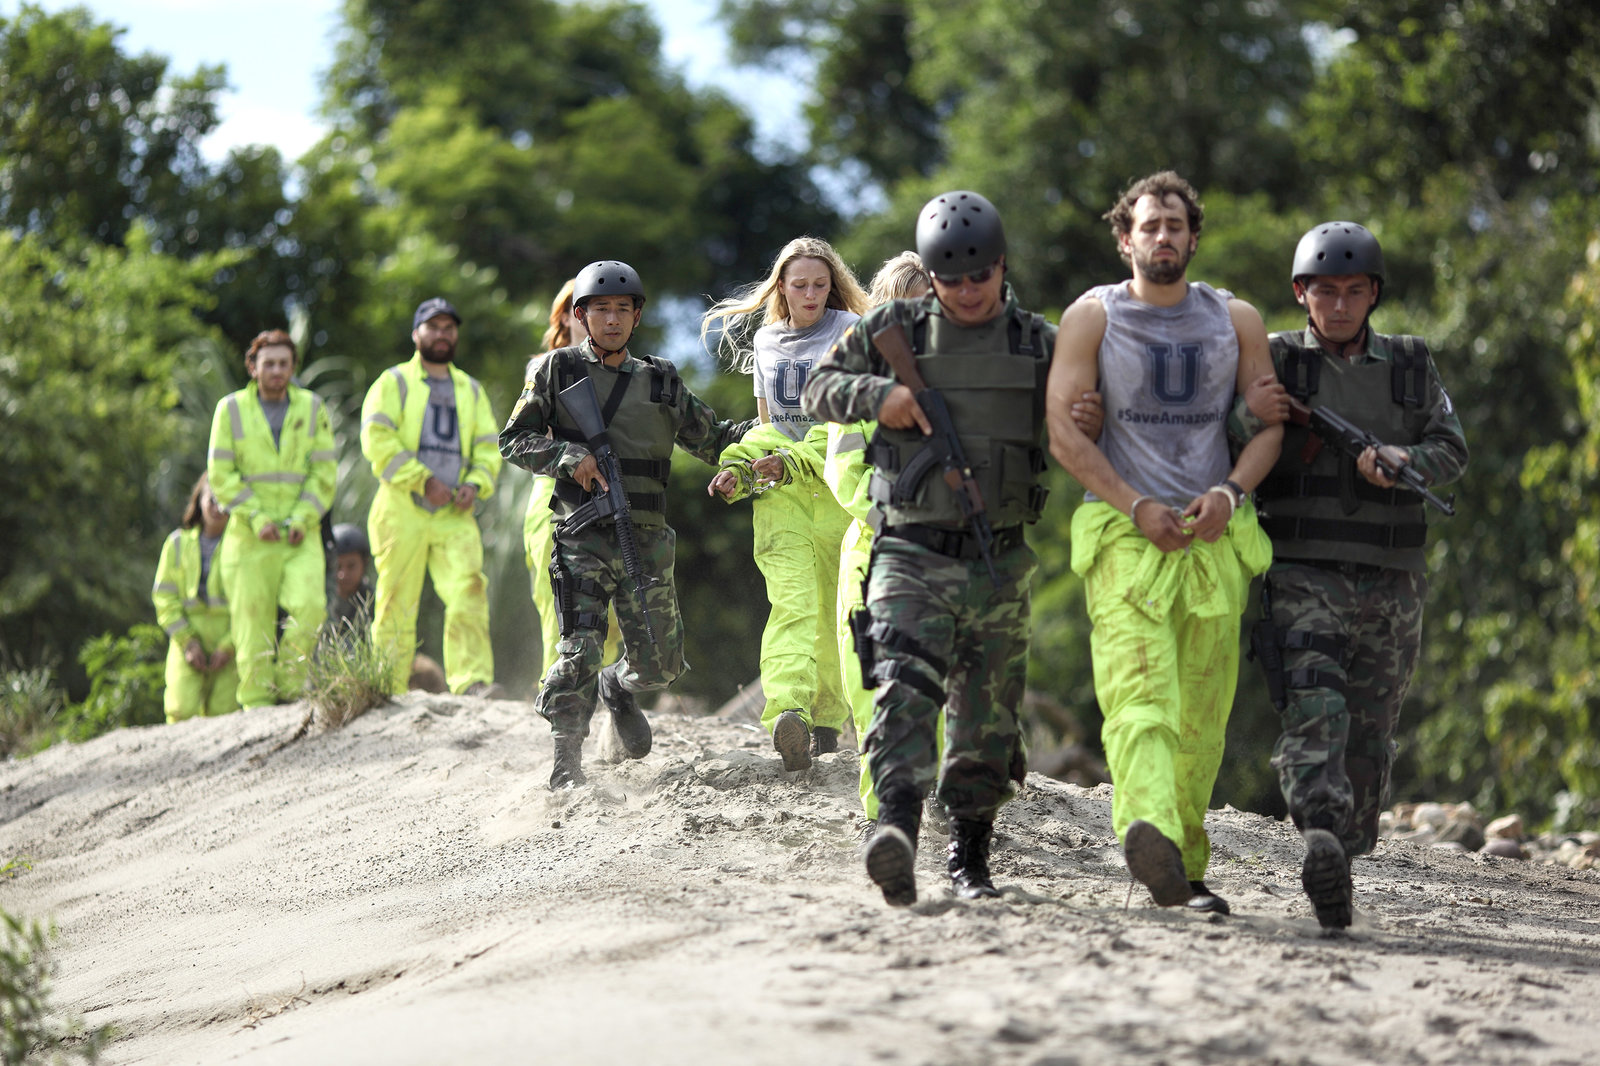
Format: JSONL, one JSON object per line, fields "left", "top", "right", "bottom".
{"left": 1286, "top": 398, "right": 1455, "bottom": 516}
{"left": 557, "top": 377, "right": 658, "bottom": 644}
{"left": 871, "top": 322, "right": 1001, "bottom": 586}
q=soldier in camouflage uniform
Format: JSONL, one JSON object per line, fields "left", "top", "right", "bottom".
{"left": 1233, "top": 222, "right": 1467, "bottom": 928}
{"left": 500, "top": 261, "right": 754, "bottom": 789}
{"left": 802, "top": 191, "right": 1056, "bottom": 906}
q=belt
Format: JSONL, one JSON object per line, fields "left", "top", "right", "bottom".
{"left": 881, "top": 523, "right": 1024, "bottom": 561}
{"left": 1278, "top": 557, "right": 1392, "bottom": 579}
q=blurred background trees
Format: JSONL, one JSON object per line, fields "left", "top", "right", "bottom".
{"left": 2, "top": 0, "right": 1596, "bottom": 828}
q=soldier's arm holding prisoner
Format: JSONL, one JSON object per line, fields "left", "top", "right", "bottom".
{"left": 672, "top": 385, "right": 757, "bottom": 469}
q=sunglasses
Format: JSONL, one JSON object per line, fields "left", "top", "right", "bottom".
{"left": 931, "top": 262, "right": 1000, "bottom": 287}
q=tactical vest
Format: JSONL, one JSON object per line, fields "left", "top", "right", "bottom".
{"left": 1258, "top": 331, "right": 1434, "bottom": 571}
{"left": 865, "top": 302, "right": 1051, "bottom": 530}
{"left": 546, "top": 346, "right": 681, "bottom": 526}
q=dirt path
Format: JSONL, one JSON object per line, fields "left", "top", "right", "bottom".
{"left": 3, "top": 694, "right": 1597, "bottom": 1065}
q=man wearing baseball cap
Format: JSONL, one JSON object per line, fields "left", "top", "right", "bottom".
{"left": 360, "top": 297, "right": 508, "bottom": 697}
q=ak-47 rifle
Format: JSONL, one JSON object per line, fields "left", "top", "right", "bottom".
{"left": 1286, "top": 397, "right": 1455, "bottom": 517}
{"left": 557, "top": 377, "right": 659, "bottom": 644}
{"left": 871, "top": 322, "right": 1001, "bottom": 585}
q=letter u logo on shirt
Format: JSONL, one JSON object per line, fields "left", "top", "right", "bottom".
{"left": 1145, "top": 343, "right": 1201, "bottom": 404}
{"left": 430, "top": 403, "right": 458, "bottom": 440}
{"left": 771, "top": 360, "right": 809, "bottom": 407}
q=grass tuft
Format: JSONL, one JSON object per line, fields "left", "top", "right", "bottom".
{"left": 303, "top": 620, "right": 396, "bottom": 732}
{"left": 0, "top": 661, "right": 63, "bottom": 760}
{"left": 2, "top": 858, "right": 113, "bottom": 1064}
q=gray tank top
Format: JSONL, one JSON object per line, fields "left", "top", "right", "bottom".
{"left": 1086, "top": 281, "right": 1238, "bottom": 505}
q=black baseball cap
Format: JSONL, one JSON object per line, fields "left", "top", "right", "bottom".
{"left": 412, "top": 297, "right": 462, "bottom": 331}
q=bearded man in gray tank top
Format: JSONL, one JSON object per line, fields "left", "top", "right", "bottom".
{"left": 1046, "top": 172, "right": 1282, "bottom": 915}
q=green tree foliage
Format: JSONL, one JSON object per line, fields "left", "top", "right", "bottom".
{"left": 722, "top": 0, "right": 941, "bottom": 187}
{"left": 48, "top": 625, "right": 167, "bottom": 744}
{"left": 0, "top": 229, "right": 236, "bottom": 690}
{"left": 723, "top": 0, "right": 1320, "bottom": 305}
{"left": 0, "top": 5, "right": 298, "bottom": 348}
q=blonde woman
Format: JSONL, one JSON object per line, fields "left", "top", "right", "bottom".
{"left": 705, "top": 237, "right": 870, "bottom": 770}
{"left": 523, "top": 279, "right": 587, "bottom": 682}
{"left": 152, "top": 472, "right": 238, "bottom": 721}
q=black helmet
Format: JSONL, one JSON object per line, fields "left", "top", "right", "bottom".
{"left": 1292, "top": 222, "right": 1385, "bottom": 288}
{"left": 915, "top": 191, "right": 1006, "bottom": 277}
{"left": 332, "top": 523, "right": 369, "bottom": 557}
{"left": 572, "top": 261, "right": 646, "bottom": 308}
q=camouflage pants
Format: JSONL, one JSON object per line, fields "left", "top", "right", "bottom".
{"left": 862, "top": 531, "right": 1034, "bottom": 822}
{"left": 534, "top": 523, "right": 685, "bottom": 736}
{"left": 1267, "top": 561, "right": 1425, "bottom": 857}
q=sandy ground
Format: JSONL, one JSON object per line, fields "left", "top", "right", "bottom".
{"left": 3, "top": 693, "right": 1599, "bottom": 1066}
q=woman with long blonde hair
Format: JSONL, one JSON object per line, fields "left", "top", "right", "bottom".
{"left": 705, "top": 236, "right": 869, "bottom": 771}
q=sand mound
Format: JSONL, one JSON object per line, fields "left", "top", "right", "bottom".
{"left": 3, "top": 694, "right": 1598, "bottom": 1065}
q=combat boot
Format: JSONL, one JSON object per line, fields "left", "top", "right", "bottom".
{"left": 1123, "top": 820, "right": 1193, "bottom": 906}
{"left": 1301, "top": 828, "right": 1353, "bottom": 929}
{"left": 549, "top": 733, "right": 586, "bottom": 790}
{"left": 946, "top": 818, "right": 1000, "bottom": 899}
{"left": 810, "top": 725, "right": 839, "bottom": 758}
{"left": 1185, "top": 880, "right": 1231, "bottom": 915}
{"left": 772, "top": 710, "right": 812, "bottom": 771}
{"left": 598, "top": 664, "right": 651, "bottom": 759}
{"left": 864, "top": 785, "right": 922, "bottom": 907}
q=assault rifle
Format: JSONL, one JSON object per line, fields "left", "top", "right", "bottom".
{"left": 871, "top": 322, "right": 1000, "bottom": 586}
{"left": 1287, "top": 397, "right": 1455, "bottom": 517}
{"left": 557, "top": 377, "right": 658, "bottom": 644}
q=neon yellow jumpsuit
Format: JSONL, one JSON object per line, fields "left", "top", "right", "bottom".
{"left": 207, "top": 382, "right": 335, "bottom": 708}
{"left": 823, "top": 420, "right": 944, "bottom": 818}
{"left": 361, "top": 354, "right": 503, "bottom": 694}
{"left": 717, "top": 421, "right": 851, "bottom": 737}
{"left": 152, "top": 527, "right": 237, "bottom": 721}
{"left": 1071, "top": 499, "right": 1272, "bottom": 879}
{"left": 523, "top": 477, "right": 562, "bottom": 680}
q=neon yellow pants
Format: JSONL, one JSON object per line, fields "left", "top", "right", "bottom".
{"left": 219, "top": 527, "right": 325, "bottom": 708}
{"left": 370, "top": 489, "right": 494, "bottom": 695}
{"left": 755, "top": 474, "right": 852, "bottom": 735}
{"left": 1076, "top": 504, "right": 1264, "bottom": 880}
{"left": 523, "top": 477, "right": 562, "bottom": 680}
{"left": 836, "top": 520, "right": 944, "bottom": 818}
{"left": 163, "top": 614, "right": 238, "bottom": 722}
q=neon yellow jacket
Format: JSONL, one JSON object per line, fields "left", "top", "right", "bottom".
{"left": 823, "top": 419, "right": 877, "bottom": 525}
{"left": 207, "top": 382, "right": 337, "bottom": 536}
{"left": 715, "top": 422, "right": 828, "bottom": 503}
{"left": 361, "top": 354, "right": 502, "bottom": 500}
{"left": 151, "top": 527, "right": 233, "bottom": 652}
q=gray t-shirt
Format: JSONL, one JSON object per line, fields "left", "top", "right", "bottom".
{"left": 753, "top": 307, "right": 859, "bottom": 441}
{"left": 414, "top": 376, "right": 463, "bottom": 512}
{"left": 258, "top": 396, "right": 289, "bottom": 448}
{"left": 198, "top": 532, "right": 220, "bottom": 604}
{"left": 1086, "top": 280, "right": 1238, "bottom": 506}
